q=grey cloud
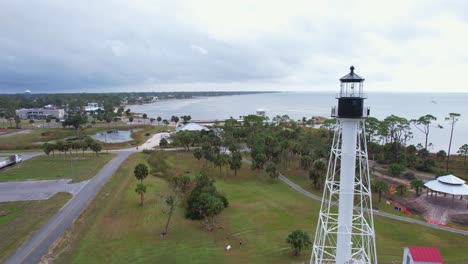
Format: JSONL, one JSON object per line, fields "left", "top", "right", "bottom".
{"left": 0, "top": 1, "right": 303, "bottom": 92}
{"left": 1, "top": 1, "right": 467, "bottom": 93}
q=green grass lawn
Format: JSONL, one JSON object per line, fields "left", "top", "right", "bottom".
{"left": 0, "top": 193, "right": 72, "bottom": 263}
{"left": 45, "top": 152, "right": 468, "bottom": 264}
{"left": 0, "top": 153, "right": 115, "bottom": 182}
{"left": 0, "top": 129, "right": 75, "bottom": 150}
{"left": 0, "top": 125, "right": 171, "bottom": 151}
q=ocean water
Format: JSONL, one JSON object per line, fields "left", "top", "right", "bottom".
{"left": 129, "top": 92, "right": 468, "bottom": 152}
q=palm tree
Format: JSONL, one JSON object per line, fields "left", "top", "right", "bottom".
{"left": 229, "top": 152, "right": 242, "bottom": 176}
{"left": 193, "top": 148, "right": 203, "bottom": 161}
{"left": 171, "top": 115, "right": 180, "bottom": 125}
{"left": 157, "top": 116, "right": 162, "bottom": 125}
{"left": 372, "top": 179, "right": 389, "bottom": 204}
{"left": 286, "top": 230, "right": 312, "bottom": 256}
{"left": 135, "top": 183, "right": 147, "bottom": 206}
{"left": 300, "top": 155, "right": 312, "bottom": 184}
{"left": 445, "top": 113, "right": 460, "bottom": 172}
{"left": 134, "top": 163, "right": 149, "bottom": 184}
{"left": 265, "top": 161, "right": 279, "bottom": 181}
{"left": 312, "top": 160, "right": 326, "bottom": 190}
{"left": 134, "top": 163, "right": 149, "bottom": 206}
{"left": 395, "top": 183, "right": 408, "bottom": 196}
{"left": 410, "top": 179, "right": 424, "bottom": 196}
{"left": 46, "top": 116, "right": 51, "bottom": 127}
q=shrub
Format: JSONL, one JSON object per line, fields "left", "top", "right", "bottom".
{"left": 388, "top": 163, "right": 405, "bottom": 177}
{"left": 147, "top": 151, "right": 170, "bottom": 177}
{"left": 185, "top": 173, "right": 228, "bottom": 220}
{"left": 142, "top": 149, "right": 154, "bottom": 154}
{"left": 403, "top": 172, "right": 415, "bottom": 180}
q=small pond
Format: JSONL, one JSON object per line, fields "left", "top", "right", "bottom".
{"left": 91, "top": 129, "right": 140, "bottom": 143}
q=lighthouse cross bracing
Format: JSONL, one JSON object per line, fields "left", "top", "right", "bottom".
{"left": 311, "top": 66, "right": 377, "bottom": 264}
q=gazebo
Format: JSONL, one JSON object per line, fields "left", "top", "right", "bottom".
{"left": 424, "top": 174, "right": 468, "bottom": 208}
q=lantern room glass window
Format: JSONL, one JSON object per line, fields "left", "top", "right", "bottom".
{"left": 339, "top": 82, "right": 364, "bottom": 98}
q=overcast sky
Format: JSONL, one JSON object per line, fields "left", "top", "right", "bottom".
{"left": 1, "top": 0, "right": 468, "bottom": 93}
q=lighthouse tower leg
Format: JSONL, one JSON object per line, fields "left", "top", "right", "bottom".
{"left": 336, "top": 119, "right": 358, "bottom": 263}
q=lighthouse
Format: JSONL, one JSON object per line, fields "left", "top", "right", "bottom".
{"left": 311, "top": 66, "right": 377, "bottom": 264}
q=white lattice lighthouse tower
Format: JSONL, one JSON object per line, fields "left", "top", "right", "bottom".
{"left": 311, "top": 66, "right": 377, "bottom": 264}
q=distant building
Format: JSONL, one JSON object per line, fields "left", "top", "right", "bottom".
{"left": 84, "top": 103, "right": 101, "bottom": 112}
{"left": 256, "top": 109, "right": 266, "bottom": 117}
{"left": 402, "top": 247, "right": 443, "bottom": 264}
{"left": 16, "top": 107, "right": 64, "bottom": 120}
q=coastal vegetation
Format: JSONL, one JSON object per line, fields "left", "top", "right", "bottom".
{"left": 42, "top": 152, "right": 468, "bottom": 263}
{"left": 1, "top": 106, "right": 467, "bottom": 262}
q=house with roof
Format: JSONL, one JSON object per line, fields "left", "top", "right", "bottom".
{"left": 402, "top": 246, "right": 443, "bottom": 264}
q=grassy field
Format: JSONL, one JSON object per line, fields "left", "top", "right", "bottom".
{"left": 279, "top": 165, "right": 424, "bottom": 220}
{"left": 0, "top": 193, "right": 72, "bottom": 263}
{"left": 0, "top": 125, "right": 171, "bottom": 150}
{"left": 45, "top": 152, "right": 468, "bottom": 263}
{"left": 0, "top": 153, "right": 115, "bottom": 182}
{"left": 0, "top": 129, "right": 76, "bottom": 150}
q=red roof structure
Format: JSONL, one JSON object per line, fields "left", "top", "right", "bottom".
{"left": 408, "top": 247, "right": 443, "bottom": 263}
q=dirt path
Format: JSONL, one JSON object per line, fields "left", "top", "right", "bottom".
{"left": 138, "top": 132, "right": 170, "bottom": 150}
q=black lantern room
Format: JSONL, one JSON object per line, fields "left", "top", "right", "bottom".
{"left": 334, "top": 66, "right": 368, "bottom": 118}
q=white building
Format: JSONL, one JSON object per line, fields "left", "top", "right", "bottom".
{"left": 176, "top": 123, "right": 209, "bottom": 132}
{"left": 84, "top": 103, "right": 101, "bottom": 112}
{"left": 256, "top": 109, "right": 266, "bottom": 117}
{"left": 16, "top": 107, "right": 65, "bottom": 120}
{"left": 402, "top": 247, "right": 443, "bottom": 264}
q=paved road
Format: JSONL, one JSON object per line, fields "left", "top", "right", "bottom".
{"left": 0, "top": 179, "right": 88, "bottom": 202}
{"left": 4, "top": 150, "right": 134, "bottom": 264}
{"left": 0, "top": 152, "right": 42, "bottom": 162}
{"left": 279, "top": 174, "right": 468, "bottom": 236}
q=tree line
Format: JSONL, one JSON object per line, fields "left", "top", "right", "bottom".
{"left": 42, "top": 137, "right": 103, "bottom": 156}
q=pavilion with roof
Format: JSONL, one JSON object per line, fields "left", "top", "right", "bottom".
{"left": 424, "top": 174, "right": 468, "bottom": 208}
{"left": 176, "top": 122, "right": 209, "bottom": 132}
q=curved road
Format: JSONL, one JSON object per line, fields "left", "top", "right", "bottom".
{"left": 279, "top": 174, "right": 468, "bottom": 236}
